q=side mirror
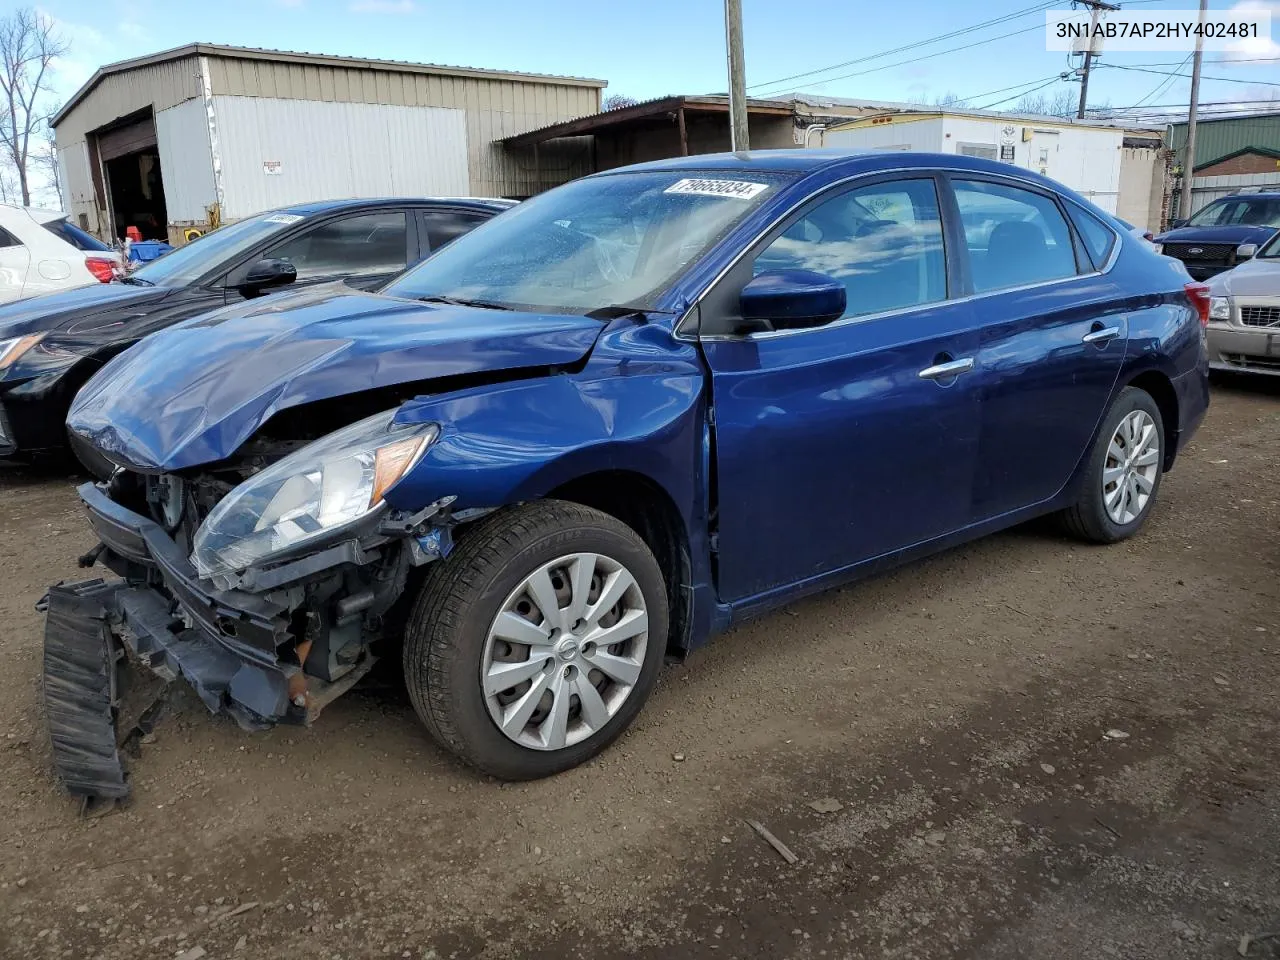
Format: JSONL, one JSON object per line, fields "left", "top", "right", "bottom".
{"left": 739, "top": 270, "right": 847, "bottom": 331}
{"left": 239, "top": 258, "right": 297, "bottom": 295}
{"left": 1237, "top": 243, "right": 1259, "bottom": 259}
{"left": 1171, "top": 218, "right": 1188, "bottom": 229}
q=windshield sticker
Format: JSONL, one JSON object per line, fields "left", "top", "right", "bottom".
{"left": 664, "top": 178, "right": 769, "bottom": 200}
{"left": 263, "top": 214, "right": 304, "bottom": 225}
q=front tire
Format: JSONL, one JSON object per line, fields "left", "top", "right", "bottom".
{"left": 1059, "top": 386, "right": 1165, "bottom": 543}
{"left": 403, "top": 499, "right": 668, "bottom": 780}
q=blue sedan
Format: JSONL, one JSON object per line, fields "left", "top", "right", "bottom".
{"left": 49, "top": 150, "right": 1209, "bottom": 797}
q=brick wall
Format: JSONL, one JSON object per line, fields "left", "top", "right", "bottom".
{"left": 1197, "top": 151, "right": 1280, "bottom": 177}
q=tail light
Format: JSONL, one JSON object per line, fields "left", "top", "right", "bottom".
{"left": 1184, "top": 282, "right": 1211, "bottom": 327}
{"left": 84, "top": 257, "right": 117, "bottom": 283}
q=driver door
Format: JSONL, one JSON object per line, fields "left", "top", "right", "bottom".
{"left": 699, "top": 175, "right": 983, "bottom": 602}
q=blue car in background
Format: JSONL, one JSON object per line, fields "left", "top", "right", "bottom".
{"left": 1155, "top": 191, "right": 1280, "bottom": 280}
{"left": 45, "top": 151, "right": 1209, "bottom": 800}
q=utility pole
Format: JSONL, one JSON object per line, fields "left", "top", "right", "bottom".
{"left": 1179, "top": 0, "right": 1209, "bottom": 220}
{"left": 724, "top": 0, "right": 749, "bottom": 151}
{"left": 1075, "top": 0, "right": 1119, "bottom": 119}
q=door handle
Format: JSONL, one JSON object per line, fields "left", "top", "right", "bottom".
{"left": 918, "top": 357, "right": 975, "bottom": 381}
{"left": 1082, "top": 325, "right": 1121, "bottom": 344}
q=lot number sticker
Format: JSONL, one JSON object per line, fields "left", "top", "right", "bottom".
{"left": 664, "top": 178, "right": 769, "bottom": 200}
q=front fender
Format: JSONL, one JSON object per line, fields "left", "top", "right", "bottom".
{"left": 384, "top": 320, "right": 707, "bottom": 521}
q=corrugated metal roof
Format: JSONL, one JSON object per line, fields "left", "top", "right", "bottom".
{"left": 1166, "top": 110, "right": 1280, "bottom": 168}
{"left": 53, "top": 42, "right": 606, "bottom": 128}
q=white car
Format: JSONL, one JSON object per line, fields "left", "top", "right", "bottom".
{"left": 0, "top": 205, "right": 123, "bottom": 304}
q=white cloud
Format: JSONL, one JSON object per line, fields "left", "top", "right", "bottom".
{"left": 349, "top": 0, "right": 416, "bottom": 11}
{"left": 1221, "top": 0, "right": 1280, "bottom": 61}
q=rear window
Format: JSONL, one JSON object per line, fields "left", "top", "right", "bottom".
{"left": 43, "top": 218, "right": 110, "bottom": 252}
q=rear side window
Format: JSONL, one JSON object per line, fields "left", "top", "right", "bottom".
{"left": 752, "top": 177, "right": 947, "bottom": 321}
{"left": 953, "top": 180, "right": 1077, "bottom": 293}
{"left": 1068, "top": 206, "right": 1118, "bottom": 270}
{"left": 266, "top": 211, "right": 408, "bottom": 279}
{"left": 422, "top": 209, "right": 489, "bottom": 252}
{"left": 43, "top": 218, "right": 110, "bottom": 252}
{"left": 0, "top": 226, "right": 21, "bottom": 249}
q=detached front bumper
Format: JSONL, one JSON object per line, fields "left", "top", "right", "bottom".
{"left": 44, "top": 484, "right": 297, "bottom": 803}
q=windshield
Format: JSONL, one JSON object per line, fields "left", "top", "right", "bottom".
{"left": 131, "top": 211, "right": 308, "bottom": 286}
{"left": 1186, "top": 197, "right": 1280, "bottom": 229}
{"left": 383, "top": 171, "right": 791, "bottom": 312}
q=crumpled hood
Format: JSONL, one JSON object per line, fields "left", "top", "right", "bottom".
{"left": 1155, "top": 224, "right": 1280, "bottom": 246}
{"left": 68, "top": 285, "right": 606, "bottom": 471}
{"left": 1207, "top": 256, "right": 1280, "bottom": 296}
{"left": 0, "top": 283, "right": 168, "bottom": 340}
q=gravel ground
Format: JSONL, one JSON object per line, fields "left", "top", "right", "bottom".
{"left": 2, "top": 377, "right": 1280, "bottom": 960}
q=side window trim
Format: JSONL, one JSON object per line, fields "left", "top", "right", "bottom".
{"left": 701, "top": 172, "right": 955, "bottom": 339}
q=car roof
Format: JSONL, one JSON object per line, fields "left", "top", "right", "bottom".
{"left": 594, "top": 149, "right": 1070, "bottom": 186}
{"left": 1214, "top": 193, "right": 1280, "bottom": 201}
{"left": 277, "top": 197, "right": 513, "bottom": 216}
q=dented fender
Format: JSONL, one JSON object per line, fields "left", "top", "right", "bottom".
{"left": 385, "top": 318, "right": 723, "bottom": 648}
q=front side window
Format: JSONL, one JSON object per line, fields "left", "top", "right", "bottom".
{"left": 953, "top": 180, "right": 1077, "bottom": 293}
{"left": 265, "top": 211, "right": 408, "bottom": 279}
{"left": 1184, "top": 198, "right": 1280, "bottom": 228}
{"left": 383, "top": 171, "right": 791, "bottom": 313}
{"left": 132, "top": 211, "right": 311, "bottom": 287}
{"left": 751, "top": 178, "right": 947, "bottom": 320}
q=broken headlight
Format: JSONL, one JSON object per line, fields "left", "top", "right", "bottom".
{"left": 191, "top": 410, "right": 439, "bottom": 579}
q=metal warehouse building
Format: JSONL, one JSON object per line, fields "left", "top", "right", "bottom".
{"left": 51, "top": 44, "right": 604, "bottom": 244}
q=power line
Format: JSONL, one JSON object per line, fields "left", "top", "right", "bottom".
{"left": 1128, "top": 51, "right": 1193, "bottom": 109}
{"left": 1098, "top": 62, "right": 1280, "bottom": 88}
{"left": 752, "top": 22, "right": 1048, "bottom": 95}
{"left": 747, "top": 0, "right": 1058, "bottom": 92}
{"left": 977, "top": 76, "right": 1068, "bottom": 110}
{"left": 956, "top": 74, "right": 1067, "bottom": 103}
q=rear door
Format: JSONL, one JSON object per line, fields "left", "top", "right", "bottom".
{"left": 948, "top": 176, "right": 1127, "bottom": 521}
{"left": 0, "top": 225, "right": 31, "bottom": 303}
{"left": 699, "top": 174, "right": 982, "bottom": 602}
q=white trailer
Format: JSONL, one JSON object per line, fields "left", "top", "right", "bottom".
{"left": 822, "top": 111, "right": 1124, "bottom": 214}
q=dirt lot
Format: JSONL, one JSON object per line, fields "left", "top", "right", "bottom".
{"left": 3, "top": 379, "right": 1280, "bottom": 960}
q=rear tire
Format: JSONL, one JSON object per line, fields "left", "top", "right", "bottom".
{"left": 1059, "top": 386, "right": 1165, "bottom": 544}
{"left": 402, "top": 499, "right": 668, "bottom": 780}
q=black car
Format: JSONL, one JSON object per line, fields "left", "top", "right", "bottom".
{"left": 0, "top": 196, "right": 513, "bottom": 468}
{"left": 1154, "top": 192, "right": 1280, "bottom": 280}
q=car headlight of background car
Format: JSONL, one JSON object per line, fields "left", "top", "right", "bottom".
{"left": 0, "top": 334, "right": 45, "bottom": 375}
{"left": 1209, "top": 297, "right": 1232, "bottom": 322}
{"left": 192, "top": 410, "right": 439, "bottom": 579}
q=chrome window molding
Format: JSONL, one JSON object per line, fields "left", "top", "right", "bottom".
{"left": 672, "top": 166, "right": 1121, "bottom": 343}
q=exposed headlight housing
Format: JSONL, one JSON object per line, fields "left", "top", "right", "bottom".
{"left": 191, "top": 410, "right": 439, "bottom": 579}
{"left": 1209, "top": 296, "right": 1231, "bottom": 322}
{"left": 0, "top": 333, "right": 44, "bottom": 374}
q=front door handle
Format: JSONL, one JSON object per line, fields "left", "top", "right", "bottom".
{"left": 918, "top": 357, "right": 975, "bottom": 381}
{"left": 1082, "top": 325, "right": 1121, "bottom": 344}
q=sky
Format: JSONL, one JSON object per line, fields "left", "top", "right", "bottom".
{"left": 20, "top": 0, "right": 1280, "bottom": 204}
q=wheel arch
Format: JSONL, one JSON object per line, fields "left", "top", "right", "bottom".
{"left": 544, "top": 470, "right": 694, "bottom": 660}
{"left": 1122, "top": 367, "right": 1179, "bottom": 471}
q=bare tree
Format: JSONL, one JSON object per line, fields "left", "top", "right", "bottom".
{"left": 1015, "top": 87, "right": 1079, "bottom": 118}
{"left": 603, "top": 94, "right": 639, "bottom": 111}
{"left": 0, "top": 8, "right": 67, "bottom": 206}
{"left": 933, "top": 92, "right": 969, "bottom": 109}
{"left": 29, "top": 122, "right": 60, "bottom": 203}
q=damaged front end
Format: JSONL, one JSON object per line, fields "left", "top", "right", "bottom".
{"left": 44, "top": 410, "right": 461, "bottom": 806}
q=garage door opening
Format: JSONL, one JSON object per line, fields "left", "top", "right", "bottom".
{"left": 95, "top": 111, "right": 168, "bottom": 242}
{"left": 104, "top": 149, "right": 168, "bottom": 241}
